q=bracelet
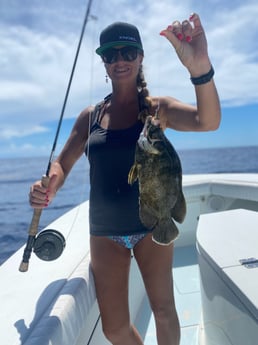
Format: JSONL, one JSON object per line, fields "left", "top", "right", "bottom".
{"left": 190, "top": 66, "right": 214, "bottom": 85}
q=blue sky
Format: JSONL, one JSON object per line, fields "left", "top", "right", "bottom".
{"left": 1, "top": 0, "right": 258, "bottom": 158}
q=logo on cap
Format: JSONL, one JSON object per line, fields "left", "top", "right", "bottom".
{"left": 119, "top": 35, "right": 137, "bottom": 42}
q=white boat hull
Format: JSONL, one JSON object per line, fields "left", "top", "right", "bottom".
{"left": 1, "top": 174, "right": 258, "bottom": 344}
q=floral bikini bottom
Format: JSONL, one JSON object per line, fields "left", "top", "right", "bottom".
{"left": 107, "top": 233, "right": 148, "bottom": 249}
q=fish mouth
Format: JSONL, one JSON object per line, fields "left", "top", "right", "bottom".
{"left": 143, "top": 116, "right": 160, "bottom": 136}
{"left": 138, "top": 132, "right": 160, "bottom": 154}
{"left": 138, "top": 116, "right": 163, "bottom": 154}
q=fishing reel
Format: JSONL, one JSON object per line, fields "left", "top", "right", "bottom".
{"left": 33, "top": 229, "right": 66, "bottom": 261}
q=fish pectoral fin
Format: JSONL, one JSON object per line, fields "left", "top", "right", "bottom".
{"left": 128, "top": 164, "right": 138, "bottom": 185}
{"left": 152, "top": 218, "right": 179, "bottom": 245}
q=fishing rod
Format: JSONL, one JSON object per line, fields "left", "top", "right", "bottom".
{"left": 19, "top": 0, "right": 94, "bottom": 273}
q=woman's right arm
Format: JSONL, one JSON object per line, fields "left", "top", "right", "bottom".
{"left": 29, "top": 106, "right": 93, "bottom": 209}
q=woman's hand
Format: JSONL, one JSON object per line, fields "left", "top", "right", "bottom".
{"left": 29, "top": 174, "right": 58, "bottom": 209}
{"left": 160, "top": 13, "right": 211, "bottom": 76}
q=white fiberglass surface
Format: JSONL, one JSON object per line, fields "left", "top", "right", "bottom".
{"left": 144, "top": 245, "right": 201, "bottom": 345}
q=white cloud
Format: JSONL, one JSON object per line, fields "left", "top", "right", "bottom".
{"left": 2, "top": 1, "right": 257, "bottom": 108}
{"left": 1, "top": 25, "right": 86, "bottom": 106}
{"left": 1, "top": 0, "right": 258, "bottom": 156}
{"left": 0, "top": 80, "right": 43, "bottom": 101}
{"left": 0, "top": 125, "right": 48, "bottom": 140}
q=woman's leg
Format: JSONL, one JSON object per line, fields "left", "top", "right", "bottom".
{"left": 90, "top": 235, "right": 143, "bottom": 345}
{"left": 133, "top": 233, "right": 180, "bottom": 345}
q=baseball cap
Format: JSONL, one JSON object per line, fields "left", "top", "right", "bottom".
{"left": 96, "top": 22, "right": 144, "bottom": 55}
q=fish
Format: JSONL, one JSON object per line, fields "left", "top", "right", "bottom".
{"left": 128, "top": 115, "right": 186, "bottom": 245}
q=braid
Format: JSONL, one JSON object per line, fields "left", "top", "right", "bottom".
{"left": 137, "top": 65, "right": 152, "bottom": 123}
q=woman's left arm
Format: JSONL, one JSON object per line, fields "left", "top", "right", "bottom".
{"left": 159, "top": 13, "right": 221, "bottom": 132}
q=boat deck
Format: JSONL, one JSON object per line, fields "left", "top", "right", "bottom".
{"left": 3, "top": 174, "right": 258, "bottom": 345}
{"left": 142, "top": 245, "right": 201, "bottom": 344}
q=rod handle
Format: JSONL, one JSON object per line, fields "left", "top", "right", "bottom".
{"left": 19, "top": 175, "right": 50, "bottom": 272}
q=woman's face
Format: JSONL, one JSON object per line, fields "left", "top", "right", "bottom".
{"left": 102, "top": 46, "right": 143, "bottom": 84}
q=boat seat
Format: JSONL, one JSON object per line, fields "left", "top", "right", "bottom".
{"left": 0, "top": 201, "right": 99, "bottom": 345}
{"left": 197, "top": 209, "right": 258, "bottom": 345}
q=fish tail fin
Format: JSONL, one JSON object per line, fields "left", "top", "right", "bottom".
{"left": 152, "top": 218, "right": 179, "bottom": 245}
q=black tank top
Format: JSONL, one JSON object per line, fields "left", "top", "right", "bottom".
{"left": 85, "top": 95, "right": 151, "bottom": 236}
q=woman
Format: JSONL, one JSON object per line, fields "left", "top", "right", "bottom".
{"left": 29, "top": 13, "right": 220, "bottom": 345}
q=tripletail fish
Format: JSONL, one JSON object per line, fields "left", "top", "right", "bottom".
{"left": 128, "top": 114, "right": 186, "bottom": 245}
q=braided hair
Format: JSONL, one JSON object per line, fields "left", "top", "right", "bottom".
{"left": 137, "top": 65, "right": 152, "bottom": 123}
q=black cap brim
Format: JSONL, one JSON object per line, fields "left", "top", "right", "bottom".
{"left": 96, "top": 41, "right": 143, "bottom": 55}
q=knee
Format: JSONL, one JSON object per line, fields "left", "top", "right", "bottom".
{"left": 152, "top": 302, "right": 178, "bottom": 325}
{"left": 102, "top": 325, "right": 118, "bottom": 343}
{"left": 151, "top": 302, "right": 180, "bottom": 345}
{"left": 102, "top": 324, "right": 128, "bottom": 344}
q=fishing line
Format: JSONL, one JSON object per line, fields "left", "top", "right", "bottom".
{"left": 19, "top": 0, "right": 94, "bottom": 272}
{"left": 63, "top": 9, "right": 99, "bottom": 246}
{"left": 46, "top": 0, "right": 94, "bottom": 177}
{"left": 154, "top": 31, "right": 162, "bottom": 119}
{"left": 41, "top": 2, "right": 98, "bottom": 254}
{"left": 86, "top": 314, "right": 101, "bottom": 345}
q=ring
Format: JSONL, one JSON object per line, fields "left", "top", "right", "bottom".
{"left": 182, "top": 20, "right": 189, "bottom": 26}
{"left": 172, "top": 20, "right": 180, "bottom": 26}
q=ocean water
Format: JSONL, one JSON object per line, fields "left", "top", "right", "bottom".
{"left": 1, "top": 146, "right": 258, "bottom": 265}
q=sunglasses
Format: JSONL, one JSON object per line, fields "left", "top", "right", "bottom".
{"left": 101, "top": 46, "right": 140, "bottom": 64}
